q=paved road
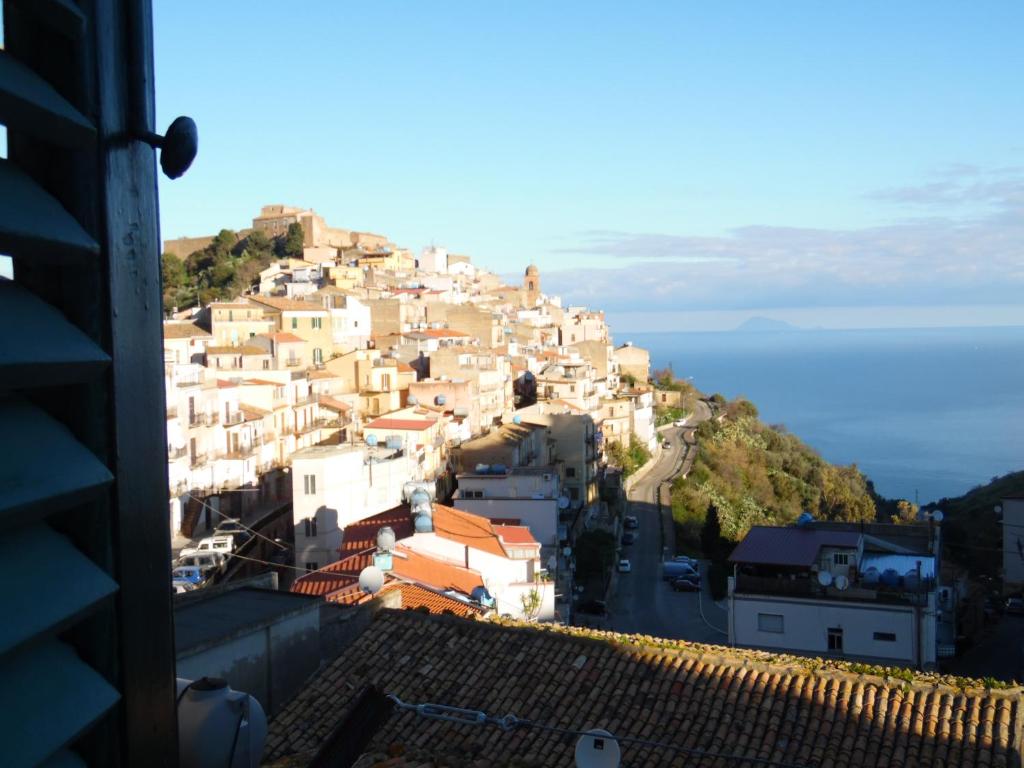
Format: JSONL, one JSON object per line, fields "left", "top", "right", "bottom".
{"left": 608, "top": 401, "right": 729, "bottom": 642}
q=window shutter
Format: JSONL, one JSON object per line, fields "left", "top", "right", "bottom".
{"left": 0, "top": 1, "right": 177, "bottom": 765}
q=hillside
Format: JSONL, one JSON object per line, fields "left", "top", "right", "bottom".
{"left": 924, "top": 470, "right": 1024, "bottom": 578}
{"left": 161, "top": 224, "right": 305, "bottom": 310}
{"left": 672, "top": 397, "right": 877, "bottom": 550}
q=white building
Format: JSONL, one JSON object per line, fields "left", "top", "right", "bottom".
{"left": 454, "top": 467, "right": 562, "bottom": 549}
{"left": 418, "top": 245, "right": 448, "bottom": 274}
{"left": 1002, "top": 497, "right": 1024, "bottom": 590}
{"left": 728, "top": 522, "right": 940, "bottom": 669}
{"left": 291, "top": 444, "right": 420, "bottom": 571}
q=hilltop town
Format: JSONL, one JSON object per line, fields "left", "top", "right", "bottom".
{"left": 164, "top": 204, "right": 661, "bottom": 622}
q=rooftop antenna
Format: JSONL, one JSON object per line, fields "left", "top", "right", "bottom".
{"left": 575, "top": 729, "right": 620, "bottom": 768}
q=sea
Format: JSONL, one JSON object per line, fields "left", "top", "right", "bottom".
{"left": 626, "top": 326, "right": 1024, "bottom": 505}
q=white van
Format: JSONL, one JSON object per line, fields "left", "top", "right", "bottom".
{"left": 180, "top": 535, "right": 233, "bottom": 560}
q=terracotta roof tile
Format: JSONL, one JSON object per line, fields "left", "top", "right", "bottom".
{"left": 364, "top": 418, "right": 436, "bottom": 431}
{"left": 430, "top": 503, "right": 508, "bottom": 558}
{"left": 268, "top": 332, "right": 306, "bottom": 343}
{"left": 317, "top": 395, "right": 351, "bottom": 412}
{"left": 163, "top": 322, "right": 211, "bottom": 339}
{"left": 494, "top": 525, "right": 538, "bottom": 545}
{"left": 378, "top": 582, "right": 484, "bottom": 619}
{"left": 265, "top": 610, "right": 1024, "bottom": 767}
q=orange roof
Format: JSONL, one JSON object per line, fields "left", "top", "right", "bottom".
{"left": 292, "top": 543, "right": 484, "bottom": 599}
{"left": 379, "top": 582, "right": 484, "bottom": 618}
{"left": 339, "top": 506, "right": 414, "bottom": 557}
{"left": 268, "top": 332, "right": 305, "bottom": 343}
{"left": 396, "top": 362, "right": 415, "bottom": 373}
{"left": 216, "top": 379, "right": 238, "bottom": 389}
{"left": 494, "top": 525, "right": 538, "bottom": 546}
{"left": 417, "top": 328, "right": 470, "bottom": 338}
{"left": 248, "top": 296, "right": 327, "bottom": 313}
{"left": 431, "top": 503, "right": 507, "bottom": 558}
{"left": 239, "top": 403, "right": 270, "bottom": 418}
{"left": 241, "top": 378, "right": 278, "bottom": 386}
{"left": 317, "top": 395, "right": 351, "bottom": 412}
{"left": 364, "top": 417, "right": 436, "bottom": 431}
{"left": 308, "top": 370, "right": 337, "bottom": 380}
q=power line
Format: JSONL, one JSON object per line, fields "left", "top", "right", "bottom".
{"left": 184, "top": 491, "right": 289, "bottom": 551}
{"left": 386, "top": 694, "right": 811, "bottom": 768}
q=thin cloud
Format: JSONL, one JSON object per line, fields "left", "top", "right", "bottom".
{"left": 543, "top": 167, "right": 1024, "bottom": 313}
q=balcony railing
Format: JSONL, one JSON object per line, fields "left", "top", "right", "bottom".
{"left": 223, "top": 411, "right": 245, "bottom": 426}
{"left": 189, "top": 453, "right": 207, "bottom": 468}
{"left": 188, "top": 412, "right": 219, "bottom": 427}
{"left": 167, "top": 446, "right": 188, "bottom": 460}
{"left": 285, "top": 358, "right": 302, "bottom": 367}
{"left": 734, "top": 573, "right": 932, "bottom": 606}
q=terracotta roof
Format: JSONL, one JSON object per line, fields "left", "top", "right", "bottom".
{"left": 494, "top": 525, "right": 538, "bottom": 546}
{"left": 263, "top": 610, "right": 1024, "bottom": 767}
{"left": 207, "top": 345, "right": 267, "bottom": 356}
{"left": 292, "top": 545, "right": 483, "bottom": 599}
{"left": 215, "top": 379, "right": 238, "bottom": 389}
{"left": 241, "top": 378, "right": 278, "bottom": 386}
{"left": 396, "top": 362, "right": 415, "bottom": 373}
{"left": 338, "top": 506, "right": 414, "bottom": 558}
{"left": 268, "top": 332, "right": 306, "bottom": 343}
{"left": 239, "top": 403, "right": 270, "bottom": 419}
{"left": 308, "top": 370, "right": 338, "bottom": 380}
{"left": 417, "top": 328, "right": 470, "bottom": 338}
{"left": 378, "top": 582, "right": 484, "bottom": 619}
{"left": 431, "top": 503, "right": 508, "bottom": 558}
{"left": 364, "top": 418, "right": 436, "bottom": 432}
{"left": 317, "top": 395, "right": 351, "bottom": 413}
{"left": 729, "top": 526, "right": 862, "bottom": 567}
{"left": 249, "top": 296, "right": 327, "bottom": 313}
{"left": 163, "top": 322, "right": 211, "bottom": 339}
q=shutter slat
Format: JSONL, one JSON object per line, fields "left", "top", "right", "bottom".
{"left": 0, "top": 51, "right": 95, "bottom": 147}
{"left": 0, "top": 524, "right": 118, "bottom": 656}
{"left": 0, "top": 640, "right": 120, "bottom": 768}
{"left": 6, "top": 0, "right": 87, "bottom": 38}
{"left": 0, "top": 399, "right": 113, "bottom": 526}
{"left": 0, "top": 159, "right": 99, "bottom": 260}
{"left": 0, "top": 282, "right": 110, "bottom": 387}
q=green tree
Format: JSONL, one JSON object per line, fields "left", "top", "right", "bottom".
{"left": 519, "top": 588, "right": 542, "bottom": 621}
{"left": 282, "top": 222, "right": 305, "bottom": 258}
{"left": 211, "top": 228, "right": 236, "bottom": 254}
{"left": 701, "top": 503, "right": 722, "bottom": 558}
{"left": 890, "top": 499, "right": 919, "bottom": 524}
{"left": 161, "top": 252, "right": 186, "bottom": 290}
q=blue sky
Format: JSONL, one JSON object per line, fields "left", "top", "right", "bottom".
{"left": 154, "top": 2, "right": 1024, "bottom": 329}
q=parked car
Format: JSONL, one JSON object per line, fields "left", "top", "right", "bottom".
{"left": 180, "top": 535, "right": 234, "bottom": 559}
{"left": 577, "top": 600, "right": 607, "bottom": 616}
{"left": 662, "top": 560, "right": 698, "bottom": 581}
{"left": 671, "top": 577, "right": 701, "bottom": 592}
{"left": 172, "top": 565, "right": 207, "bottom": 589}
{"left": 623, "top": 515, "right": 639, "bottom": 530}
{"left": 671, "top": 555, "right": 698, "bottom": 564}
{"left": 1006, "top": 597, "right": 1024, "bottom": 615}
{"left": 617, "top": 559, "right": 632, "bottom": 573}
{"left": 172, "top": 581, "right": 194, "bottom": 594}
{"left": 175, "top": 551, "right": 225, "bottom": 577}
{"left": 662, "top": 440, "right": 671, "bottom": 449}
{"left": 214, "top": 519, "right": 252, "bottom": 545}
{"left": 620, "top": 532, "right": 636, "bottom": 546}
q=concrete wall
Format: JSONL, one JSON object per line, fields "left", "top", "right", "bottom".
{"left": 729, "top": 592, "right": 935, "bottom": 667}
{"left": 454, "top": 497, "right": 558, "bottom": 547}
{"left": 176, "top": 604, "right": 320, "bottom": 716}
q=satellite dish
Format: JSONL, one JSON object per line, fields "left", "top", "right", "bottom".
{"left": 575, "top": 729, "right": 620, "bottom": 768}
{"left": 358, "top": 566, "right": 384, "bottom": 595}
{"left": 376, "top": 526, "right": 396, "bottom": 553}
{"left": 817, "top": 570, "right": 833, "bottom": 587}
{"left": 834, "top": 574, "right": 849, "bottom": 591}
{"left": 932, "top": 510, "right": 944, "bottom": 523}
{"left": 558, "top": 496, "right": 571, "bottom": 510}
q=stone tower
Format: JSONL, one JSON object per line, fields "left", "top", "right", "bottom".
{"left": 523, "top": 263, "right": 541, "bottom": 307}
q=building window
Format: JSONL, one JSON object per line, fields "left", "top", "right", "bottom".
{"left": 873, "top": 631, "right": 897, "bottom": 642}
{"left": 228, "top": 310, "right": 233, "bottom": 321}
{"left": 464, "top": 490, "right": 484, "bottom": 499}
{"left": 263, "top": 360, "right": 270, "bottom": 370}
{"left": 569, "top": 487, "right": 579, "bottom": 500}
{"left": 305, "top": 562, "right": 319, "bottom": 572}
{"left": 304, "top": 517, "right": 317, "bottom": 537}
{"left": 304, "top": 474, "right": 316, "bottom": 495}
{"left": 827, "top": 627, "right": 844, "bottom": 652}
{"left": 313, "top": 348, "right": 323, "bottom": 364}
{"left": 291, "top": 317, "right": 298, "bottom": 330}
{"left": 565, "top": 467, "right": 576, "bottom": 478}
{"left": 833, "top": 553, "right": 850, "bottom": 566}
{"left": 757, "top": 613, "right": 784, "bottom": 633}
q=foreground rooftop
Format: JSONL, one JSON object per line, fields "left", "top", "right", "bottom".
{"left": 263, "top": 609, "right": 1024, "bottom": 767}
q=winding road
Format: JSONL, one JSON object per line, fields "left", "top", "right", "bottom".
{"left": 608, "top": 400, "right": 729, "bottom": 641}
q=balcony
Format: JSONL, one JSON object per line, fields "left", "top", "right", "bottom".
{"left": 189, "top": 453, "right": 207, "bottom": 468}
{"left": 733, "top": 572, "right": 932, "bottom": 606}
{"left": 285, "top": 358, "right": 302, "bottom": 367}
{"left": 167, "top": 446, "right": 188, "bottom": 461}
{"left": 188, "top": 412, "right": 219, "bottom": 427}
{"left": 223, "top": 411, "right": 245, "bottom": 426}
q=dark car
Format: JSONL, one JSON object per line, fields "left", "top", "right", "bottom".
{"left": 1006, "top": 597, "right": 1024, "bottom": 615}
{"left": 620, "top": 532, "right": 636, "bottom": 545}
{"left": 578, "top": 600, "right": 607, "bottom": 616}
{"left": 214, "top": 519, "right": 252, "bottom": 545}
{"left": 671, "top": 577, "right": 701, "bottom": 592}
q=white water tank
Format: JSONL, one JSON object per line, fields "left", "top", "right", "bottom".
{"left": 176, "top": 677, "right": 267, "bottom": 768}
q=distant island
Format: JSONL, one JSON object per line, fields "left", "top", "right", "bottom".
{"left": 733, "top": 316, "right": 801, "bottom": 332}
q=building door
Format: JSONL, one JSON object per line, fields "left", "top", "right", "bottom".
{"left": 827, "top": 627, "right": 844, "bottom": 652}
{"left": 188, "top": 396, "right": 196, "bottom": 424}
{"left": 189, "top": 437, "right": 197, "bottom": 464}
